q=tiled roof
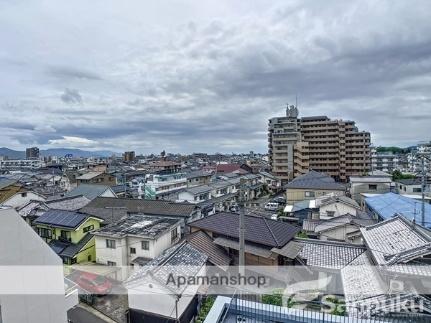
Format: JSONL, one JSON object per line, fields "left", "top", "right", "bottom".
{"left": 49, "top": 233, "right": 94, "bottom": 258}
{"left": 189, "top": 212, "right": 299, "bottom": 248}
{"left": 186, "top": 170, "right": 213, "bottom": 179}
{"left": 45, "top": 195, "right": 91, "bottom": 211}
{"left": 361, "top": 215, "right": 431, "bottom": 275}
{"left": 80, "top": 197, "right": 197, "bottom": 219}
{"left": 314, "top": 213, "right": 375, "bottom": 233}
{"left": 318, "top": 195, "right": 360, "bottom": 209}
{"left": 396, "top": 178, "right": 429, "bottom": 185}
{"left": 65, "top": 184, "right": 113, "bottom": 200}
{"left": 296, "top": 238, "right": 366, "bottom": 269}
{"left": 213, "top": 236, "right": 273, "bottom": 258}
{"left": 286, "top": 171, "right": 345, "bottom": 190}
{"left": 271, "top": 241, "right": 304, "bottom": 259}
{"left": 185, "top": 185, "right": 212, "bottom": 195}
{"left": 186, "top": 231, "right": 231, "bottom": 269}
{"left": 365, "top": 192, "right": 431, "bottom": 227}
{"left": 126, "top": 241, "right": 207, "bottom": 294}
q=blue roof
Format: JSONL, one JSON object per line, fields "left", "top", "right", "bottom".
{"left": 34, "top": 209, "right": 88, "bottom": 229}
{"left": 365, "top": 193, "right": 431, "bottom": 227}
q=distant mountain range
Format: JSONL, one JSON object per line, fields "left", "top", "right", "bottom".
{"left": 0, "top": 147, "right": 116, "bottom": 158}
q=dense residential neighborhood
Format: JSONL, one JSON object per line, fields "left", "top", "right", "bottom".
{"left": 2, "top": 1, "right": 431, "bottom": 322}
{"left": 1, "top": 109, "right": 431, "bottom": 322}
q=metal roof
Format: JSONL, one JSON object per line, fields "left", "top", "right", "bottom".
{"left": 365, "top": 192, "right": 431, "bottom": 226}
{"left": 34, "top": 209, "right": 90, "bottom": 229}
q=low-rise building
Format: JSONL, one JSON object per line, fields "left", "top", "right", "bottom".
{"left": 186, "top": 170, "right": 213, "bottom": 187}
{"left": 144, "top": 172, "right": 188, "bottom": 199}
{"left": 395, "top": 178, "right": 431, "bottom": 195}
{"left": 93, "top": 215, "right": 182, "bottom": 280}
{"left": 285, "top": 171, "right": 346, "bottom": 204}
{"left": 349, "top": 172, "right": 393, "bottom": 203}
{"left": 65, "top": 183, "right": 117, "bottom": 200}
{"left": 126, "top": 241, "right": 207, "bottom": 323}
{"left": 76, "top": 171, "right": 116, "bottom": 186}
{"left": 33, "top": 209, "right": 103, "bottom": 264}
{"left": 0, "top": 159, "right": 44, "bottom": 169}
{"left": 0, "top": 179, "right": 22, "bottom": 203}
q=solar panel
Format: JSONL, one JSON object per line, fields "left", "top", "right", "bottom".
{"left": 35, "top": 210, "right": 87, "bottom": 228}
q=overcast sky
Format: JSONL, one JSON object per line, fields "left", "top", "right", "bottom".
{"left": 1, "top": 0, "right": 431, "bottom": 154}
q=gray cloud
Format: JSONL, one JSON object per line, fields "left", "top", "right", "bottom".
{"left": 0, "top": 0, "right": 431, "bottom": 153}
{"left": 60, "top": 88, "right": 83, "bottom": 104}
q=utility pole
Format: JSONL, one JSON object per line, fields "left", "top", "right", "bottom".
{"left": 421, "top": 155, "right": 426, "bottom": 227}
{"left": 239, "top": 178, "right": 246, "bottom": 276}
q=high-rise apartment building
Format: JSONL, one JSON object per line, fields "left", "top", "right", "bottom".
{"left": 123, "top": 151, "right": 136, "bottom": 162}
{"left": 268, "top": 105, "right": 371, "bottom": 182}
{"left": 25, "top": 146, "right": 39, "bottom": 159}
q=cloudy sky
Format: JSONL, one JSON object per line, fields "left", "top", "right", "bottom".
{"left": 1, "top": 0, "right": 431, "bottom": 154}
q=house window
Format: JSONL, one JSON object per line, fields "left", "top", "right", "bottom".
{"left": 326, "top": 211, "right": 335, "bottom": 217}
{"left": 38, "top": 228, "right": 52, "bottom": 239}
{"left": 106, "top": 239, "right": 116, "bottom": 249}
{"left": 83, "top": 225, "right": 94, "bottom": 233}
{"left": 305, "top": 191, "right": 315, "bottom": 197}
{"left": 171, "top": 228, "right": 178, "bottom": 243}
{"left": 413, "top": 188, "right": 422, "bottom": 193}
{"left": 130, "top": 247, "right": 136, "bottom": 254}
{"left": 368, "top": 184, "right": 377, "bottom": 190}
{"left": 107, "top": 261, "right": 116, "bottom": 266}
{"left": 21, "top": 192, "right": 27, "bottom": 197}
{"left": 60, "top": 230, "right": 71, "bottom": 241}
{"left": 142, "top": 241, "right": 150, "bottom": 250}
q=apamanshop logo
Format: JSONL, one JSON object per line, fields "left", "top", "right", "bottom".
{"left": 166, "top": 273, "right": 267, "bottom": 289}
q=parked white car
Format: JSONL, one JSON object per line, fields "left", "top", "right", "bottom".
{"left": 264, "top": 202, "right": 279, "bottom": 211}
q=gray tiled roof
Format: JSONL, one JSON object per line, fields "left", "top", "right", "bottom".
{"left": 296, "top": 238, "right": 366, "bottom": 269}
{"left": 80, "top": 197, "right": 197, "bottom": 220}
{"left": 186, "top": 170, "right": 213, "bottom": 179}
{"left": 189, "top": 212, "right": 299, "bottom": 248}
{"left": 360, "top": 215, "right": 431, "bottom": 276}
{"left": 318, "top": 195, "right": 360, "bottom": 209}
{"left": 126, "top": 241, "right": 207, "bottom": 294}
{"left": 286, "top": 170, "right": 345, "bottom": 190}
{"left": 45, "top": 195, "right": 91, "bottom": 211}
{"left": 314, "top": 213, "right": 375, "bottom": 233}
{"left": 65, "top": 184, "right": 113, "bottom": 200}
{"left": 213, "top": 236, "right": 273, "bottom": 258}
{"left": 186, "top": 231, "right": 231, "bottom": 268}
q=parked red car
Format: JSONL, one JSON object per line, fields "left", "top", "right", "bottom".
{"left": 75, "top": 271, "right": 112, "bottom": 295}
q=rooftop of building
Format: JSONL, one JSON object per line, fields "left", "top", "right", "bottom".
{"left": 34, "top": 209, "right": 100, "bottom": 229}
{"left": 64, "top": 184, "right": 114, "bottom": 200}
{"left": 365, "top": 192, "right": 431, "bottom": 226}
{"left": 93, "top": 214, "right": 180, "bottom": 238}
{"left": 188, "top": 212, "right": 299, "bottom": 248}
{"left": 286, "top": 170, "right": 346, "bottom": 191}
{"left": 75, "top": 171, "right": 104, "bottom": 180}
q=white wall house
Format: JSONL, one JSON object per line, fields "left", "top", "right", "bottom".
{"left": 316, "top": 196, "right": 361, "bottom": 220}
{"left": 93, "top": 215, "right": 182, "bottom": 281}
{"left": 1, "top": 191, "right": 46, "bottom": 209}
{"left": 0, "top": 208, "right": 78, "bottom": 323}
{"left": 145, "top": 173, "right": 188, "bottom": 199}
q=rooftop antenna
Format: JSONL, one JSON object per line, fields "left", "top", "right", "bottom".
{"left": 296, "top": 94, "right": 298, "bottom": 108}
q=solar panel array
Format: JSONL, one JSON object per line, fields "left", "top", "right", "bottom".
{"left": 34, "top": 210, "right": 87, "bottom": 228}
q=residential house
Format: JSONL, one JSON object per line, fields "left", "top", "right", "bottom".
{"left": 144, "top": 172, "right": 188, "bottom": 200}
{"left": 189, "top": 212, "right": 299, "bottom": 266}
{"left": 258, "top": 171, "right": 282, "bottom": 193}
{"left": 33, "top": 209, "right": 103, "bottom": 265}
{"left": 64, "top": 183, "right": 117, "bottom": 200}
{"left": 1, "top": 190, "right": 46, "bottom": 209}
{"left": 0, "top": 179, "right": 22, "bottom": 203}
{"left": 349, "top": 173, "right": 393, "bottom": 203}
{"left": 364, "top": 192, "right": 431, "bottom": 228}
{"left": 178, "top": 185, "right": 212, "bottom": 204}
{"left": 0, "top": 208, "right": 78, "bottom": 323}
{"left": 396, "top": 178, "right": 431, "bottom": 195}
{"left": 285, "top": 171, "right": 346, "bottom": 204}
{"left": 147, "top": 160, "right": 182, "bottom": 173}
{"left": 186, "top": 170, "right": 213, "bottom": 187}
{"left": 76, "top": 171, "right": 116, "bottom": 186}
{"left": 126, "top": 241, "right": 207, "bottom": 323}
{"left": 80, "top": 196, "right": 201, "bottom": 229}
{"left": 93, "top": 215, "right": 182, "bottom": 280}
